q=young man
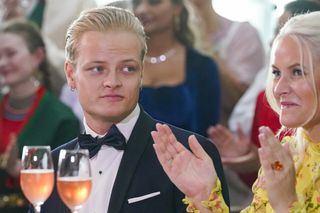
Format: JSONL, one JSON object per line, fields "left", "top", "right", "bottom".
{"left": 37, "top": 7, "right": 229, "bottom": 213}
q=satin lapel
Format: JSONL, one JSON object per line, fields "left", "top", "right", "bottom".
{"left": 108, "top": 110, "right": 156, "bottom": 213}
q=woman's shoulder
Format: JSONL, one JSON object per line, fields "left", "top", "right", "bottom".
{"left": 186, "top": 47, "right": 214, "bottom": 63}
{"left": 186, "top": 47, "right": 219, "bottom": 75}
{"left": 38, "top": 91, "right": 78, "bottom": 120}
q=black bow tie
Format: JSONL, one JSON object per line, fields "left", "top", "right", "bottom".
{"left": 78, "top": 124, "right": 126, "bottom": 158}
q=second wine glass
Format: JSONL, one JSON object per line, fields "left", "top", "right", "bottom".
{"left": 57, "top": 149, "right": 92, "bottom": 213}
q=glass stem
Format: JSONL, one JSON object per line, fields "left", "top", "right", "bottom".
{"left": 34, "top": 205, "right": 41, "bottom": 213}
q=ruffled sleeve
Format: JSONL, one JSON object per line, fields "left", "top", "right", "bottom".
{"left": 288, "top": 199, "right": 308, "bottom": 213}
{"left": 182, "top": 179, "right": 229, "bottom": 213}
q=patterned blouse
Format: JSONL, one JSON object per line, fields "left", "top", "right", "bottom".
{"left": 186, "top": 134, "right": 320, "bottom": 213}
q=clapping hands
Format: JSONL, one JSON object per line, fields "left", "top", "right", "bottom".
{"left": 0, "top": 134, "right": 21, "bottom": 177}
{"left": 207, "top": 124, "right": 259, "bottom": 172}
{"left": 151, "top": 123, "right": 217, "bottom": 202}
{"left": 258, "top": 126, "right": 297, "bottom": 212}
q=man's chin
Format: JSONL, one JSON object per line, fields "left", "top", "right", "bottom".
{"left": 100, "top": 111, "right": 128, "bottom": 123}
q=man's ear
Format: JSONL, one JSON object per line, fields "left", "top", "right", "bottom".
{"left": 64, "top": 61, "right": 76, "bottom": 89}
{"left": 140, "top": 64, "right": 144, "bottom": 88}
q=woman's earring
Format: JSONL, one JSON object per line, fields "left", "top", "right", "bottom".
{"left": 70, "top": 87, "right": 75, "bottom": 92}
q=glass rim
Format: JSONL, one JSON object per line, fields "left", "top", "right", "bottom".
{"left": 22, "top": 145, "right": 51, "bottom": 150}
{"left": 59, "top": 149, "right": 89, "bottom": 155}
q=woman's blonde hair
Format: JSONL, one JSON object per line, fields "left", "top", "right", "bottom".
{"left": 65, "top": 6, "right": 147, "bottom": 65}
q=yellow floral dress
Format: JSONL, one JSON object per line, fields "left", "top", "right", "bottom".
{"left": 186, "top": 135, "right": 320, "bottom": 213}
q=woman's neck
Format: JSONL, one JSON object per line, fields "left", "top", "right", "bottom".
{"left": 146, "top": 31, "right": 178, "bottom": 56}
{"left": 193, "top": 5, "right": 220, "bottom": 35}
{"left": 303, "top": 124, "right": 320, "bottom": 143}
{"left": 8, "top": 78, "right": 39, "bottom": 101}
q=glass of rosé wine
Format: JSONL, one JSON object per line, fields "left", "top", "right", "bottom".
{"left": 20, "top": 146, "right": 54, "bottom": 213}
{"left": 57, "top": 149, "right": 92, "bottom": 213}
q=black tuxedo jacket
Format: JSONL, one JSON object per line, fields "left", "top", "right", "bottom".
{"left": 34, "top": 109, "right": 229, "bottom": 213}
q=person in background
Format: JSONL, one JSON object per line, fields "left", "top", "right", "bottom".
{"left": 207, "top": 1, "right": 320, "bottom": 210}
{"left": 188, "top": 0, "right": 265, "bottom": 126}
{"left": 0, "top": 19, "right": 80, "bottom": 213}
{"left": 207, "top": 2, "right": 320, "bottom": 211}
{"left": 37, "top": 6, "right": 228, "bottom": 213}
{"left": 229, "top": 0, "right": 320, "bottom": 137}
{"left": 1, "top": 0, "right": 97, "bottom": 96}
{"left": 153, "top": 11, "right": 320, "bottom": 212}
{"left": 133, "top": 0, "right": 221, "bottom": 137}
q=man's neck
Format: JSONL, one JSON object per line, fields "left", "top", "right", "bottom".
{"left": 83, "top": 105, "right": 140, "bottom": 137}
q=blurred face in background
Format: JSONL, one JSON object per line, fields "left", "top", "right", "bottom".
{"left": 274, "top": 10, "right": 292, "bottom": 38}
{"left": 188, "top": 0, "right": 212, "bottom": 11}
{"left": 132, "top": 0, "right": 182, "bottom": 35}
{"left": 0, "top": 33, "right": 41, "bottom": 87}
{"left": 65, "top": 30, "right": 143, "bottom": 128}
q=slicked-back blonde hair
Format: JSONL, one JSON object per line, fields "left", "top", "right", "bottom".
{"left": 65, "top": 6, "right": 147, "bottom": 65}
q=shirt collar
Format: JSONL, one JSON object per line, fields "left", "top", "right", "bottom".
{"left": 83, "top": 104, "right": 140, "bottom": 142}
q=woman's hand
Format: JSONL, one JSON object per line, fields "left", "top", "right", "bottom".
{"left": 207, "top": 124, "right": 252, "bottom": 158}
{"left": 208, "top": 124, "right": 260, "bottom": 173}
{"left": 258, "top": 126, "right": 297, "bottom": 212}
{"left": 1, "top": 134, "right": 21, "bottom": 177}
{"left": 152, "top": 123, "right": 217, "bottom": 202}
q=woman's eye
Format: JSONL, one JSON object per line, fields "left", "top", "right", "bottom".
{"left": 132, "top": 0, "right": 141, "bottom": 7}
{"left": 6, "top": 50, "right": 16, "bottom": 57}
{"left": 293, "top": 68, "right": 303, "bottom": 76}
{"left": 272, "top": 69, "right": 281, "bottom": 78}
{"left": 133, "top": 0, "right": 161, "bottom": 7}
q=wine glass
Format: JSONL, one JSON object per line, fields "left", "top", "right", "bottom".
{"left": 20, "top": 146, "right": 54, "bottom": 213}
{"left": 57, "top": 149, "right": 92, "bottom": 213}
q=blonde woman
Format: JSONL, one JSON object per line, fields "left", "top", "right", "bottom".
{"left": 153, "top": 11, "right": 320, "bottom": 212}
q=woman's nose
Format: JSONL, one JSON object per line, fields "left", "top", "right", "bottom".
{"left": 273, "top": 75, "right": 291, "bottom": 96}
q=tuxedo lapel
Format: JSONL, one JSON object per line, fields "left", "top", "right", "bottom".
{"left": 108, "top": 110, "right": 156, "bottom": 213}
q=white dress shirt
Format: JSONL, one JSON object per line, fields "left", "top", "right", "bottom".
{"left": 80, "top": 105, "right": 140, "bottom": 213}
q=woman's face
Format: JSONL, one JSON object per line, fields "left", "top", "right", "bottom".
{"left": 132, "top": 0, "right": 182, "bottom": 35}
{"left": 0, "top": 33, "right": 40, "bottom": 87}
{"left": 271, "top": 35, "right": 320, "bottom": 129}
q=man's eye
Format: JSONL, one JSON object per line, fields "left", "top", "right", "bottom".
{"left": 122, "top": 66, "right": 137, "bottom": 73}
{"left": 92, "top": 66, "right": 104, "bottom": 73}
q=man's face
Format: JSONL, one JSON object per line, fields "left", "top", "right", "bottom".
{"left": 65, "top": 30, "right": 143, "bottom": 127}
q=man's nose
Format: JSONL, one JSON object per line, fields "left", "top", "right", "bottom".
{"left": 102, "top": 71, "right": 122, "bottom": 88}
{"left": 0, "top": 56, "right": 8, "bottom": 68}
